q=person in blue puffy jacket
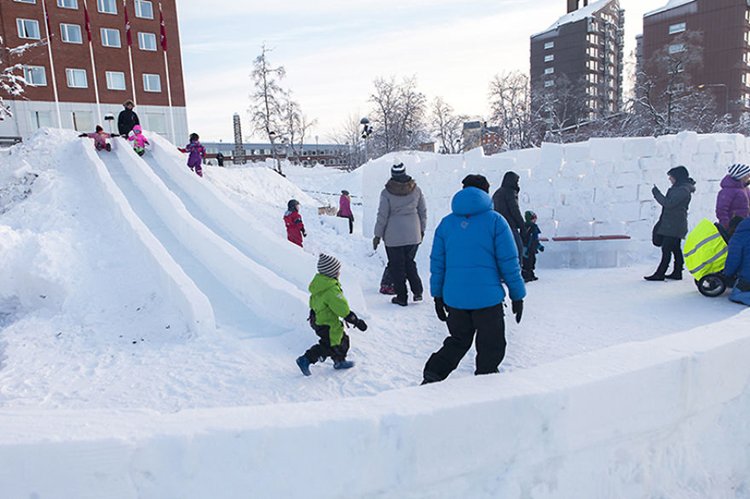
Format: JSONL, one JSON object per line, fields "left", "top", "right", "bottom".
{"left": 724, "top": 217, "right": 750, "bottom": 306}
{"left": 422, "top": 174, "right": 526, "bottom": 384}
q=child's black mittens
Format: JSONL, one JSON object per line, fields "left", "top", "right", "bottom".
{"left": 345, "top": 312, "right": 368, "bottom": 332}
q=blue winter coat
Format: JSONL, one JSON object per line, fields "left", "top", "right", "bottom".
{"left": 430, "top": 187, "right": 527, "bottom": 310}
{"left": 724, "top": 217, "right": 750, "bottom": 284}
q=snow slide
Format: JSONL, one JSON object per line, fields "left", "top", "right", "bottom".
{"left": 101, "top": 138, "right": 308, "bottom": 334}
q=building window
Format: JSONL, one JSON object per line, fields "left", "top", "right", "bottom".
{"left": 544, "top": 67, "right": 554, "bottom": 75}
{"left": 134, "top": 0, "right": 153, "bottom": 19}
{"left": 97, "top": 0, "right": 116, "bottom": 14}
{"left": 544, "top": 41, "right": 554, "bottom": 50}
{"left": 588, "top": 47, "right": 599, "bottom": 58}
{"left": 146, "top": 113, "right": 166, "bottom": 134}
{"left": 545, "top": 80, "right": 555, "bottom": 88}
{"left": 23, "top": 66, "right": 47, "bottom": 86}
{"left": 16, "top": 19, "right": 41, "bottom": 40}
{"left": 669, "top": 43, "right": 685, "bottom": 54}
{"left": 101, "top": 28, "right": 121, "bottom": 47}
{"left": 143, "top": 73, "right": 161, "bottom": 92}
{"left": 669, "top": 22, "right": 686, "bottom": 35}
{"left": 106, "top": 71, "right": 126, "bottom": 90}
{"left": 71, "top": 111, "right": 93, "bottom": 131}
{"left": 31, "top": 111, "right": 53, "bottom": 129}
{"left": 138, "top": 32, "right": 157, "bottom": 51}
{"left": 65, "top": 68, "right": 88, "bottom": 88}
{"left": 544, "top": 54, "right": 554, "bottom": 62}
{"left": 60, "top": 23, "right": 83, "bottom": 44}
{"left": 14, "top": 0, "right": 36, "bottom": 3}
{"left": 57, "top": 0, "right": 78, "bottom": 8}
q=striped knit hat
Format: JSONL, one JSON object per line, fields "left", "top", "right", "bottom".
{"left": 728, "top": 163, "right": 750, "bottom": 180}
{"left": 391, "top": 162, "right": 406, "bottom": 178}
{"left": 317, "top": 253, "right": 342, "bottom": 278}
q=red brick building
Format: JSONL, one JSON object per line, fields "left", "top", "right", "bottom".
{"left": 642, "top": 0, "right": 750, "bottom": 117}
{"left": 0, "top": 0, "right": 187, "bottom": 143}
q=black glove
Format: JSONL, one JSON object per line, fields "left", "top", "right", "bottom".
{"left": 111, "top": 133, "right": 120, "bottom": 137}
{"left": 302, "top": 230, "right": 307, "bottom": 237}
{"left": 344, "top": 312, "right": 368, "bottom": 331}
{"left": 539, "top": 245, "right": 545, "bottom": 252}
{"left": 78, "top": 133, "right": 87, "bottom": 137}
{"left": 512, "top": 300, "right": 523, "bottom": 324}
{"left": 434, "top": 297, "right": 448, "bottom": 322}
{"left": 373, "top": 236, "right": 380, "bottom": 250}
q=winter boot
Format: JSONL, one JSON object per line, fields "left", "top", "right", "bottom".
{"left": 380, "top": 284, "right": 396, "bottom": 295}
{"left": 644, "top": 273, "right": 666, "bottom": 281}
{"left": 105, "top": 143, "right": 112, "bottom": 152}
{"left": 333, "top": 359, "right": 355, "bottom": 370}
{"left": 413, "top": 294, "right": 423, "bottom": 302}
{"left": 296, "top": 355, "right": 311, "bottom": 376}
{"left": 665, "top": 269, "right": 683, "bottom": 280}
{"left": 391, "top": 296, "right": 408, "bottom": 306}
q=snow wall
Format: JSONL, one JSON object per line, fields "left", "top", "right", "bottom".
{"left": 2, "top": 314, "right": 749, "bottom": 498}
{"left": 363, "top": 132, "right": 750, "bottom": 268}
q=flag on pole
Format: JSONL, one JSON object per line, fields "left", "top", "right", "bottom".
{"left": 159, "top": 2, "right": 168, "bottom": 51}
{"left": 124, "top": 0, "right": 133, "bottom": 47}
{"left": 44, "top": 0, "right": 53, "bottom": 39}
{"left": 83, "top": 2, "right": 92, "bottom": 43}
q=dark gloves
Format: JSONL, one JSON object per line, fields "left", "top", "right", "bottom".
{"left": 111, "top": 133, "right": 120, "bottom": 137}
{"left": 434, "top": 297, "right": 448, "bottom": 322}
{"left": 373, "top": 236, "right": 380, "bottom": 250}
{"left": 344, "top": 312, "right": 368, "bottom": 331}
{"left": 539, "top": 244, "right": 545, "bottom": 252}
{"left": 512, "top": 300, "right": 523, "bottom": 324}
{"left": 78, "top": 133, "right": 87, "bottom": 137}
{"left": 302, "top": 230, "right": 307, "bottom": 237}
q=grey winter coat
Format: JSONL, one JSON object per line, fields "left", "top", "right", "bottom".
{"left": 653, "top": 179, "right": 696, "bottom": 239}
{"left": 374, "top": 177, "right": 427, "bottom": 247}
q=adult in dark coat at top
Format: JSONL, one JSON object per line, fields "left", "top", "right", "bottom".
{"left": 645, "top": 165, "right": 696, "bottom": 281}
{"left": 715, "top": 163, "right": 750, "bottom": 229}
{"left": 117, "top": 99, "right": 140, "bottom": 137}
{"left": 492, "top": 171, "right": 525, "bottom": 262}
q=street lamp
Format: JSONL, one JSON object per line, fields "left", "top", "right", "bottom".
{"left": 360, "top": 117, "right": 373, "bottom": 163}
{"left": 697, "top": 83, "right": 729, "bottom": 116}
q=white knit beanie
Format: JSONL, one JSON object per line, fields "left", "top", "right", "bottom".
{"left": 317, "top": 253, "right": 342, "bottom": 278}
{"left": 728, "top": 163, "right": 750, "bottom": 180}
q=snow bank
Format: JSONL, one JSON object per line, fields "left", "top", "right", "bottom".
{"left": 362, "top": 133, "right": 750, "bottom": 268}
{"left": 2, "top": 311, "right": 748, "bottom": 498}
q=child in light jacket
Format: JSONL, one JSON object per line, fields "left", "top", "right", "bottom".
{"left": 185, "top": 133, "right": 206, "bottom": 177}
{"left": 127, "top": 125, "right": 150, "bottom": 156}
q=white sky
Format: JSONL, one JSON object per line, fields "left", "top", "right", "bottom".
{"left": 176, "top": 0, "right": 658, "bottom": 143}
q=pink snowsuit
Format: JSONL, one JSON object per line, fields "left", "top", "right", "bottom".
{"left": 127, "top": 125, "right": 150, "bottom": 153}
{"left": 84, "top": 131, "right": 111, "bottom": 151}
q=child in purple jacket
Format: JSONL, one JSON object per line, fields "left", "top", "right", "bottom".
{"left": 185, "top": 133, "right": 206, "bottom": 177}
{"left": 716, "top": 163, "right": 750, "bottom": 229}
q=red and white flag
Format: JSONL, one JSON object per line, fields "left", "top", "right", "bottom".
{"left": 124, "top": 0, "right": 133, "bottom": 47}
{"left": 159, "top": 2, "right": 167, "bottom": 51}
{"left": 83, "top": 2, "right": 92, "bottom": 43}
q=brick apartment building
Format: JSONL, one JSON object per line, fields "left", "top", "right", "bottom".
{"left": 0, "top": 0, "right": 187, "bottom": 144}
{"left": 530, "top": 0, "right": 625, "bottom": 126}
{"left": 642, "top": 0, "right": 750, "bottom": 117}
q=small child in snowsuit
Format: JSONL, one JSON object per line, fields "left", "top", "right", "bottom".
{"left": 79, "top": 125, "right": 116, "bottom": 151}
{"left": 522, "top": 210, "right": 544, "bottom": 282}
{"left": 185, "top": 132, "right": 206, "bottom": 177}
{"left": 296, "top": 253, "right": 368, "bottom": 376}
{"left": 338, "top": 189, "right": 354, "bottom": 234}
{"left": 284, "top": 199, "right": 306, "bottom": 247}
{"left": 127, "top": 124, "right": 150, "bottom": 156}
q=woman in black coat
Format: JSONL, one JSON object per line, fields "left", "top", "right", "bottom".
{"left": 492, "top": 171, "right": 525, "bottom": 263}
{"left": 117, "top": 99, "right": 140, "bottom": 137}
{"left": 645, "top": 166, "right": 696, "bottom": 281}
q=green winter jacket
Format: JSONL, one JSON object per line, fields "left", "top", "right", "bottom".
{"left": 309, "top": 273, "right": 351, "bottom": 347}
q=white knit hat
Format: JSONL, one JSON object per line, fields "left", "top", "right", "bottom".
{"left": 728, "top": 163, "right": 750, "bottom": 180}
{"left": 317, "top": 253, "right": 342, "bottom": 278}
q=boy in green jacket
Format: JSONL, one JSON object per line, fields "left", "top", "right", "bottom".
{"left": 296, "top": 253, "right": 368, "bottom": 376}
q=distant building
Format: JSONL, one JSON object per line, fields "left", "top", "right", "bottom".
{"left": 642, "top": 0, "right": 750, "bottom": 117}
{"left": 0, "top": 0, "right": 187, "bottom": 143}
{"left": 530, "top": 0, "right": 625, "bottom": 125}
{"left": 203, "top": 141, "right": 351, "bottom": 169}
{"left": 417, "top": 142, "right": 435, "bottom": 153}
{"left": 462, "top": 121, "right": 502, "bottom": 156}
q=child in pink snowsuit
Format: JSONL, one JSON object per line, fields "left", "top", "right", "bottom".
{"left": 79, "top": 125, "right": 113, "bottom": 151}
{"left": 338, "top": 189, "right": 354, "bottom": 234}
{"left": 185, "top": 133, "right": 206, "bottom": 177}
{"left": 128, "top": 125, "right": 150, "bottom": 156}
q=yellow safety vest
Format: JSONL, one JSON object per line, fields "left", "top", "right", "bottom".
{"left": 684, "top": 218, "right": 728, "bottom": 280}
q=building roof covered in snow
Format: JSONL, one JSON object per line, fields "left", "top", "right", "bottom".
{"left": 645, "top": 0, "right": 696, "bottom": 18}
{"left": 532, "top": 0, "right": 613, "bottom": 38}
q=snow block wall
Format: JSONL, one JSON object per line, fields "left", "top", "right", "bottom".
{"left": 363, "top": 132, "right": 750, "bottom": 268}
{"left": 2, "top": 314, "right": 749, "bottom": 498}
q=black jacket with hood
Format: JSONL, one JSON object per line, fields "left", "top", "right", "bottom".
{"left": 492, "top": 171, "right": 525, "bottom": 233}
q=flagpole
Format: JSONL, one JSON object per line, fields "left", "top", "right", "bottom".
{"left": 82, "top": 0, "right": 102, "bottom": 123}
{"left": 159, "top": 2, "right": 175, "bottom": 143}
{"left": 40, "top": 0, "right": 62, "bottom": 127}
{"left": 124, "top": 0, "right": 137, "bottom": 106}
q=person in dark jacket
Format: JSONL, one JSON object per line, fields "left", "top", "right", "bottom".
{"left": 216, "top": 152, "right": 225, "bottom": 167}
{"left": 422, "top": 174, "right": 526, "bottom": 384}
{"left": 117, "top": 100, "right": 140, "bottom": 137}
{"left": 373, "top": 163, "right": 427, "bottom": 306}
{"left": 645, "top": 166, "right": 696, "bottom": 281}
{"left": 522, "top": 210, "right": 544, "bottom": 282}
{"left": 723, "top": 217, "right": 750, "bottom": 306}
{"left": 492, "top": 171, "right": 525, "bottom": 263}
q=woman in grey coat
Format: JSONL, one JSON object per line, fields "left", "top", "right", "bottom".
{"left": 645, "top": 166, "right": 696, "bottom": 281}
{"left": 373, "top": 163, "right": 427, "bottom": 306}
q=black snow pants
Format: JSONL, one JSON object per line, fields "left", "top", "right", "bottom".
{"left": 385, "top": 244, "right": 424, "bottom": 301}
{"left": 655, "top": 236, "right": 683, "bottom": 275}
{"left": 423, "top": 303, "right": 506, "bottom": 382}
{"left": 303, "top": 314, "right": 350, "bottom": 364}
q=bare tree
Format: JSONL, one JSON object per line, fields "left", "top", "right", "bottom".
{"left": 249, "top": 45, "right": 286, "bottom": 173}
{"left": 280, "top": 91, "right": 316, "bottom": 164}
{"left": 532, "top": 74, "right": 591, "bottom": 143}
{"left": 329, "top": 114, "right": 365, "bottom": 170}
{"left": 368, "top": 76, "right": 428, "bottom": 157}
{"left": 430, "top": 97, "right": 466, "bottom": 154}
{"left": 488, "top": 71, "right": 540, "bottom": 150}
